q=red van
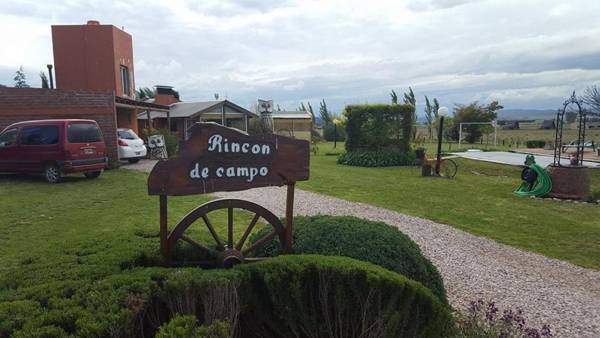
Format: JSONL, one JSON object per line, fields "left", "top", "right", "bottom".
{"left": 0, "top": 119, "right": 108, "bottom": 183}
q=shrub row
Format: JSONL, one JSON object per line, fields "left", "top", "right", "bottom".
{"left": 0, "top": 256, "right": 452, "bottom": 337}
{"left": 337, "top": 149, "right": 416, "bottom": 167}
{"left": 252, "top": 215, "right": 447, "bottom": 305}
{"left": 525, "top": 140, "right": 546, "bottom": 148}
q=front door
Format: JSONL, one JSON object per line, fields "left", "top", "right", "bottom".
{"left": 0, "top": 128, "right": 19, "bottom": 172}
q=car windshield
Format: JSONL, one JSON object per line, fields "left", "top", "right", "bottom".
{"left": 68, "top": 123, "right": 102, "bottom": 143}
{"left": 118, "top": 130, "right": 138, "bottom": 140}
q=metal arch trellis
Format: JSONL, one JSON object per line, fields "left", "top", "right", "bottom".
{"left": 553, "top": 92, "right": 588, "bottom": 167}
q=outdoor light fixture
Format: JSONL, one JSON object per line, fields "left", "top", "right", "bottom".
{"left": 435, "top": 107, "right": 449, "bottom": 176}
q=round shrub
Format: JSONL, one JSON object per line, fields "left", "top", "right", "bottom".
{"left": 236, "top": 255, "right": 452, "bottom": 338}
{"left": 337, "top": 150, "right": 416, "bottom": 167}
{"left": 251, "top": 215, "right": 447, "bottom": 304}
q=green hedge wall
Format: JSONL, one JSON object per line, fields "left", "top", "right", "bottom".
{"left": 237, "top": 255, "right": 452, "bottom": 338}
{"left": 337, "top": 149, "right": 416, "bottom": 167}
{"left": 251, "top": 215, "right": 447, "bottom": 305}
{"left": 344, "top": 104, "right": 414, "bottom": 152}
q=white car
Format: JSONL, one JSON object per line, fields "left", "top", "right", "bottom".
{"left": 117, "top": 128, "right": 147, "bottom": 163}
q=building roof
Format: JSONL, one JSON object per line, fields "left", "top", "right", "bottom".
{"left": 138, "top": 100, "right": 257, "bottom": 120}
{"left": 271, "top": 110, "right": 312, "bottom": 119}
{"left": 115, "top": 96, "right": 169, "bottom": 111}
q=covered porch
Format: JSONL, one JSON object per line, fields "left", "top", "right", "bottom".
{"left": 138, "top": 99, "right": 256, "bottom": 139}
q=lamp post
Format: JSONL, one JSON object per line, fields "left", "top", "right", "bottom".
{"left": 435, "top": 107, "right": 449, "bottom": 176}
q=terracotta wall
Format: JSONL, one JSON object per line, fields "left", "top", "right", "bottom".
{"left": 52, "top": 21, "right": 135, "bottom": 98}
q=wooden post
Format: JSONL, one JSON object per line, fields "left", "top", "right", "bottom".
{"left": 284, "top": 183, "right": 295, "bottom": 254}
{"left": 159, "top": 195, "right": 169, "bottom": 261}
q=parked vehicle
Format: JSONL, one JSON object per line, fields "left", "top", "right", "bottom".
{"left": 117, "top": 128, "right": 147, "bottom": 163}
{"left": 0, "top": 119, "right": 107, "bottom": 183}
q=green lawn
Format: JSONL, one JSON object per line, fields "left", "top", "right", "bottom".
{"left": 300, "top": 142, "right": 600, "bottom": 269}
{"left": 0, "top": 170, "right": 260, "bottom": 293}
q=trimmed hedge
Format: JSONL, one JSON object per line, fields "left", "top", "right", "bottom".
{"left": 237, "top": 255, "right": 452, "bottom": 338}
{"left": 251, "top": 215, "right": 447, "bottom": 305}
{"left": 337, "top": 149, "right": 416, "bottom": 167}
{"left": 344, "top": 104, "right": 414, "bottom": 152}
{"left": 0, "top": 256, "right": 451, "bottom": 337}
{"left": 526, "top": 140, "right": 546, "bottom": 148}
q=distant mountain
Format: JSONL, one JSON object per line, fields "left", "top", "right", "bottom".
{"left": 496, "top": 109, "right": 557, "bottom": 121}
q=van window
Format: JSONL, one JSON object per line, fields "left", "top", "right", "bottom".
{"left": 68, "top": 123, "right": 102, "bottom": 143}
{"left": 0, "top": 128, "right": 18, "bottom": 147}
{"left": 20, "top": 126, "right": 59, "bottom": 145}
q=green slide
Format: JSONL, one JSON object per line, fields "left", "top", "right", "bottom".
{"left": 513, "top": 160, "right": 552, "bottom": 198}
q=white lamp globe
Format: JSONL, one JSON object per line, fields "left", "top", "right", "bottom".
{"left": 438, "top": 106, "right": 449, "bottom": 117}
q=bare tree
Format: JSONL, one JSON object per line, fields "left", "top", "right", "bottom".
{"left": 583, "top": 85, "right": 600, "bottom": 114}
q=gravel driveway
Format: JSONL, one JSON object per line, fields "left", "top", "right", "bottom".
{"left": 124, "top": 161, "right": 600, "bottom": 337}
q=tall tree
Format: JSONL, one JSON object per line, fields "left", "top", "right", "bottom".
{"left": 432, "top": 98, "right": 440, "bottom": 118}
{"left": 136, "top": 87, "right": 156, "bottom": 100}
{"left": 40, "top": 71, "right": 49, "bottom": 88}
{"left": 424, "top": 96, "right": 434, "bottom": 140}
{"left": 319, "top": 99, "right": 332, "bottom": 126}
{"left": 390, "top": 90, "right": 398, "bottom": 104}
{"left": 403, "top": 87, "right": 416, "bottom": 106}
{"left": 403, "top": 87, "right": 417, "bottom": 141}
{"left": 13, "top": 66, "right": 29, "bottom": 88}
{"left": 584, "top": 85, "right": 600, "bottom": 113}
{"left": 298, "top": 102, "right": 307, "bottom": 112}
{"left": 450, "top": 101, "right": 502, "bottom": 143}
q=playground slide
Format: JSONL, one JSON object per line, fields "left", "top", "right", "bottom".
{"left": 513, "top": 164, "right": 552, "bottom": 198}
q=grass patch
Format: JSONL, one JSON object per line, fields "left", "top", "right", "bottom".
{"left": 301, "top": 142, "right": 600, "bottom": 269}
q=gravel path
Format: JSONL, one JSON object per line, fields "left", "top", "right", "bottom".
{"left": 217, "top": 187, "right": 600, "bottom": 338}
{"left": 123, "top": 161, "right": 600, "bottom": 337}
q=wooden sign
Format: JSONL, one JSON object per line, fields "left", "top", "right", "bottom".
{"left": 148, "top": 123, "right": 310, "bottom": 196}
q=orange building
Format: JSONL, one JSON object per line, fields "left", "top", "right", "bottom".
{"left": 0, "top": 20, "right": 168, "bottom": 165}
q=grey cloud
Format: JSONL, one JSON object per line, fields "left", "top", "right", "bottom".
{"left": 1, "top": 0, "right": 600, "bottom": 113}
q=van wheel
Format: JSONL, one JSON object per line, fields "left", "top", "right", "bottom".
{"left": 128, "top": 158, "right": 140, "bottom": 164}
{"left": 84, "top": 171, "right": 102, "bottom": 179}
{"left": 44, "top": 164, "right": 63, "bottom": 183}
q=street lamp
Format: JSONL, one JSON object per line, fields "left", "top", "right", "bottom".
{"left": 435, "top": 106, "right": 449, "bottom": 176}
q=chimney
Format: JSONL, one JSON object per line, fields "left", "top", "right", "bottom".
{"left": 87, "top": 20, "right": 100, "bottom": 25}
{"left": 154, "top": 85, "right": 180, "bottom": 105}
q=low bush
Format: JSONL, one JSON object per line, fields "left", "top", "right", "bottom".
{"left": 337, "top": 150, "right": 416, "bottom": 167}
{"left": 237, "top": 255, "right": 452, "bottom": 338}
{"left": 251, "top": 215, "right": 447, "bottom": 304}
{"left": 526, "top": 140, "right": 546, "bottom": 148}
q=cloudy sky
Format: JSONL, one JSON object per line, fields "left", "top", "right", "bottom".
{"left": 1, "top": 0, "right": 600, "bottom": 115}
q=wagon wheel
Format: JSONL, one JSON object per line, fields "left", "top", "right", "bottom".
{"left": 167, "top": 199, "right": 285, "bottom": 268}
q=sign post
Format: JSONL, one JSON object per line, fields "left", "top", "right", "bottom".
{"left": 148, "top": 123, "right": 309, "bottom": 267}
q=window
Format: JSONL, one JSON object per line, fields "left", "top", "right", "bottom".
{"left": 0, "top": 129, "right": 17, "bottom": 147}
{"left": 120, "top": 65, "right": 130, "bottom": 96}
{"left": 68, "top": 123, "right": 102, "bottom": 143}
{"left": 118, "top": 129, "right": 137, "bottom": 140}
{"left": 20, "top": 126, "right": 59, "bottom": 145}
